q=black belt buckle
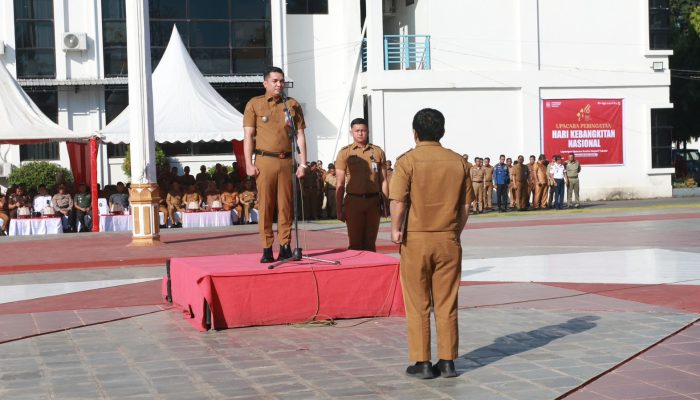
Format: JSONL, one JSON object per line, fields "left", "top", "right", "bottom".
{"left": 278, "top": 152, "right": 286, "bottom": 159}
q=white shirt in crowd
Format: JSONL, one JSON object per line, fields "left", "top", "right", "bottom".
{"left": 33, "top": 195, "right": 52, "bottom": 211}
{"left": 550, "top": 163, "right": 565, "bottom": 180}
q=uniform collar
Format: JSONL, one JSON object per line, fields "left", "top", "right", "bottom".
{"left": 416, "top": 141, "right": 441, "bottom": 147}
{"left": 351, "top": 142, "right": 371, "bottom": 150}
{"left": 266, "top": 94, "right": 282, "bottom": 103}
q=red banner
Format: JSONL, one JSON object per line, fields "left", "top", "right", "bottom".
{"left": 543, "top": 99, "right": 623, "bottom": 165}
{"left": 232, "top": 139, "right": 247, "bottom": 179}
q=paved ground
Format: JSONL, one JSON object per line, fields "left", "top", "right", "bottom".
{"left": 0, "top": 197, "right": 699, "bottom": 399}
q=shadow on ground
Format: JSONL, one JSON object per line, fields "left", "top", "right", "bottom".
{"left": 457, "top": 315, "right": 600, "bottom": 373}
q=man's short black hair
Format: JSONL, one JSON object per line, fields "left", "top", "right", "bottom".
{"left": 38, "top": 184, "right": 46, "bottom": 189}
{"left": 350, "top": 117, "right": 368, "bottom": 128}
{"left": 500, "top": 154, "right": 505, "bottom": 158}
{"left": 484, "top": 157, "right": 490, "bottom": 161}
{"left": 412, "top": 108, "right": 445, "bottom": 142}
{"left": 263, "top": 66, "right": 284, "bottom": 80}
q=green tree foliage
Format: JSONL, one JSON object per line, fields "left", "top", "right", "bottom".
{"left": 671, "top": 0, "right": 700, "bottom": 145}
{"left": 8, "top": 161, "right": 74, "bottom": 190}
{"left": 121, "top": 145, "right": 169, "bottom": 179}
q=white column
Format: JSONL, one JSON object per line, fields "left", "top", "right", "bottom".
{"left": 365, "top": 0, "right": 384, "bottom": 77}
{"left": 271, "top": 0, "right": 287, "bottom": 72}
{"left": 125, "top": 0, "right": 160, "bottom": 245}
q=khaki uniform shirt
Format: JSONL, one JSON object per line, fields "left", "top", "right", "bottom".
{"left": 334, "top": 143, "right": 386, "bottom": 195}
{"left": 240, "top": 190, "right": 257, "bottom": 206}
{"left": 167, "top": 191, "right": 184, "bottom": 208}
{"left": 470, "top": 166, "right": 485, "bottom": 183}
{"left": 221, "top": 192, "right": 238, "bottom": 208}
{"left": 527, "top": 163, "right": 536, "bottom": 184}
{"left": 324, "top": 174, "right": 337, "bottom": 190}
{"left": 389, "top": 141, "right": 475, "bottom": 232}
{"left": 512, "top": 163, "right": 528, "bottom": 182}
{"left": 566, "top": 160, "right": 581, "bottom": 178}
{"left": 242, "top": 95, "right": 306, "bottom": 153}
{"left": 52, "top": 193, "right": 73, "bottom": 211}
{"left": 483, "top": 165, "right": 494, "bottom": 184}
{"left": 535, "top": 161, "right": 548, "bottom": 184}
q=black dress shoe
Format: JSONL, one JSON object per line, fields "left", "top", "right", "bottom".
{"left": 277, "top": 244, "right": 292, "bottom": 261}
{"left": 405, "top": 361, "right": 436, "bottom": 379}
{"left": 433, "top": 359, "right": 457, "bottom": 378}
{"left": 260, "top": 247, "right": 274, "bottom": 263}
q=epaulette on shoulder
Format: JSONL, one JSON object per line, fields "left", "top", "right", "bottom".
{"left": 340, "top": 144, "right": 351, "bottom": 151}
{"left": 396, "top": 148, "right": 413, "bottom": 161}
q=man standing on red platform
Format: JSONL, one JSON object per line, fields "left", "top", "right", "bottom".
{"left": 389, "top": 108, "right": 474, "bottom": 379}
{"left": 243, "top": 67, "right": 308, "bottom": 263}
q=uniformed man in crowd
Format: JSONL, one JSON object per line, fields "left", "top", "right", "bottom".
{"left": 512, "top": 155, "right": 529, "bottom": 211}
{"left": 507, "top": 157, "right": 516, "bottom": 209}
{"left": 462, "top": 154, "right": 472, "bottom": 169}
{"left": 470, "top": 157, "right": 485, "bottom": 213}
{"left": 390, "top": 108, "right": 474, "bottom": 379}
{"left": 324, "top": 164, "right": 338, "bottom": 219}
{"left": 527, "top": 155, "right": 536, "bottom": 208}
{"left": 483, "top": 157, "right": 494, "bottom": 211}
{"left": 73, "top": 183, "right": 92, "bottom": 232}
{"left": 493, "top": 154, "right": 510, "bottom": 212}
{"left": 316, "top": 160, "right": 326, "bottom": 217}
{"left": 335, "top": 118, "right": 388, "bottom": 251}
{"left": 534, "top": 154, "right": 549, "bottom": 209}
{"left": 302, "top": 162, "right": 321, "bottom": 220}
{"left": 243, "top": 66, "right": 308, "bottom": 263}
{"left": 565, "top": 153, "right": 582, "bottom": 208}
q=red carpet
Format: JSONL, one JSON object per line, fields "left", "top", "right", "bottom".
{"left": 167, "top": 249, "right": 405, "bottom": 331}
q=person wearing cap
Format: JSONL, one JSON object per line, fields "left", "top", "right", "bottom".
{"left": 243, "top": 66, "right": 308, "bottom": 262}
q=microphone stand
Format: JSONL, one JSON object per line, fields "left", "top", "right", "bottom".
{"left": 269, "top": 92, "right": 339, "bottom": 269}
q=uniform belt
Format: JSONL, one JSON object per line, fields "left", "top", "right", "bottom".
{"left": 472, "top": 181, "right": 483, "bottom": 183}
{"left": 254, "top": 149, "right": 292, "bottom": 159}
{"left": 346, "top": 192, "right": 379, "bottom": 199}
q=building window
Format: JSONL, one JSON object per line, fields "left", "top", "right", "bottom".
{"left": 287, "top": 0, "right": 328, "bottom": 14}
{"left": 406, "top": 0, "right": 414, "bottom": 6}
{"left": 104, "top": 87, "right": 129, "bottom": 157}
{"left": 102, "top": 0, "right": 272, "bottom": 77}
{"left": 649, "top": 0, "right": 670, "bottom": 50}
{"left": 651, "top": 108, "right": 673, "bottom": 168}
{"left": 20, "top": 88, "right": 59, "bottom": 161}
{"left": 14, "top": 0, "right": 56, "bottom": 78}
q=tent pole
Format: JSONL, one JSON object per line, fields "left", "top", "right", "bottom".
{"left": 90, "top": 138, "right": 100, "bottom": 232}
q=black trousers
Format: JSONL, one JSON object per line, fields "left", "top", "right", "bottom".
{"left": 75, "top": 209, "right": 92, "bottom": 232}
{"left": 496, "top": 184, "right": 509, "bottom": 209}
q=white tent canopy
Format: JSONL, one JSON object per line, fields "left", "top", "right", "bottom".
{"left": 99, "top": 26, "right": 245, "bottom": 144}
{"left": 0, "top": 62, "right": 92, "bottom": 144}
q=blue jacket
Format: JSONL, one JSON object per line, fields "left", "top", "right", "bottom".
{"left": 493, "top": 162, "right": 510, "bottom": 185}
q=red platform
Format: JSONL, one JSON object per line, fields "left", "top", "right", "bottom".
{"left": 164, "top": 249, "right": 405, "bottom": 331}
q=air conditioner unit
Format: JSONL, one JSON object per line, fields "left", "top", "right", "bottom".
{"left": 0, "top": 163, "right": 13, "bottom": 178}
{"left": 0, "top": 40, "right": 5, "bottom": 55}
{"left": 62, "top": 32, "right": 87, "bottom": 52}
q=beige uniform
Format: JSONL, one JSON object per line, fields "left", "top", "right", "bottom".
{"left": 534, "top": 162, "right": 548, "bottom": 209}
{"left": 324, "top": 173, "right": 337, "bottom": 218}
{"left": 527, "top": 162, "right": 536, "bottom": 207}
{"left": 470, "top": 166, "right": 485, "bottom": 212}
{"left": 239, "top": 190, "right": 257, "bottom": 223}
{"left": 483, "top": 165, "right": 494, "bottom": 209}
{"left": 512, "top": 164, "right": 528, "bottom": 210}
{"left": 389, "top": 141, "right": 475, "bottom": 362}
{"left": 243, "top": 94, "right": 305, "bottom": 248}
{"left": 335, "top": 143, "right": 386, "bottom": 251}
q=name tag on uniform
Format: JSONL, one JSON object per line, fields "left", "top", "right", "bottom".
{"left": 371, "top": 162, "right": 378, "bottom": 173}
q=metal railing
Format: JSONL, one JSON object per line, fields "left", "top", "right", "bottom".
{"left": 383, "top": 34, "right": 431, "bottom": 70}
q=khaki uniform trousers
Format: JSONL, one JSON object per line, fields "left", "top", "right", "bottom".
{"left": 472, "top": 182, "right": 484, "bottom": 212}
{"left": 400, "top": 231, "right": 462, "bottom": 362}
{"left": 344, "top": 194, "right": 381, "bottom": 251}
{"left": 534, "top": 183, "right": 548, "bottom": 209}
{"left": 255, "top": 156, "right": 293, "bottom": 248}
{"left": 567, "top": 177, "right": 580, "bottom": 205}
{"left": 509, "top": 183, "right": 517, "bottom": 207}
{"left": 528, "top": 182, "right": 536, "bottom": 208}
{"left": 484, "top": 183, "right": 493, "bottom": 209}
{"left": 515, "top": 180, "right": 528, "bottom": 209}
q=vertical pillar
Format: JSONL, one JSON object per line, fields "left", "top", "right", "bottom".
{"left": 126, "top": 0, "right": 160, "bottom": 246}
{"left": 270, "top": 0, "right": 287, "bottom": 72}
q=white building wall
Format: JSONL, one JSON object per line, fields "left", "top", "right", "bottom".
{"left": 285, "top": 1, "right": 364, "bottom": 164}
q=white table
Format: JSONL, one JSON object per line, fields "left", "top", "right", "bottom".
{"left": 99, "top": 214, "right": 132, "bottom": 232}
{"left": 9, "top": 217, "right": 63, "bottom": 236}
{"left": 159, "top": 211, "right": 183, "bottom": 226}
{"left": 181, "top": 211, "right": 232, "bottom": 228}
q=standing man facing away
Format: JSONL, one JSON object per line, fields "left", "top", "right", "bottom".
{"left": 335, "top": 118, "right": 388, "bottom": 251}
{"left": 390, "top": 108, "right": 475, "bottom": 379}
{"left": 493, "top": 155, "right": 509, "bottom": 212}
{"left": 243, "top": 66, "right": 308, "bottom": 263}
{"left": 565, "top": 153, "right": 581, "bottom": 208}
